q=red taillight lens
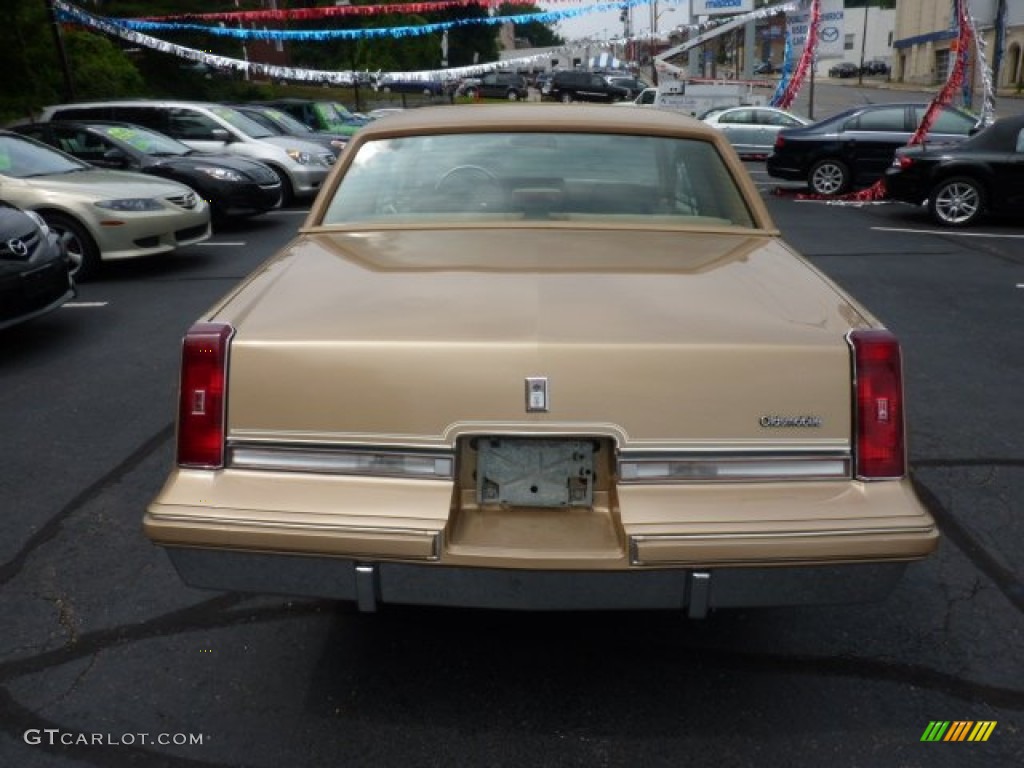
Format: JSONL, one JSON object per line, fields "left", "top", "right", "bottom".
{"left": 896, "top": 155, "right": 914, "bottom": 170}
{"left": 177, "top": 322, "right": 234, "bottom": 468}
{"left": 848, "top": 329, "right": 906, "bottom": 480}
{"left": 774, "top": 135, "right": 785, "bottom": 149}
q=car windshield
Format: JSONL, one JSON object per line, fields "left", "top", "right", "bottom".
{"left": 263, "top": 108, "right": 315, "bottom": 135}
{"left": 208, "top": 106, "right": 275, "bottom": 138}
{"left": 0, "top": 134, "right": 89, "bottom": 177}
{"left": 92, "top": 124, "right": 190, "bottom": 156}
{"left": 322, "top": 131, "right": 756, "bottom": 228}
{"left": 313, "top": 102, "right": 360, "bottom": 130}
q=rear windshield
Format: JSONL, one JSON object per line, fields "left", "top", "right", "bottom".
{"left": 321, "top": 131, "right": 757, "bottom": 229}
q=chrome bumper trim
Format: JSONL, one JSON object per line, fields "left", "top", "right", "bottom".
{"left": 617, "top": 451, "right": 852, "bottom": 483}
{"left": 161, "top": 548, "right": 910, "bottom": 613}
{"left": 227, "top": 443, "right": 455, "bottom": 480}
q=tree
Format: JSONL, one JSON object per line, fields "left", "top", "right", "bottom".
{"left": 498, "top": 4, "right": 565, "bottom": 48}
{"left": 0, "top": 1, "right": 59, "bottom": 121}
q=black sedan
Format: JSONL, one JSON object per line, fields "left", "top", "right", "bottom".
{"left": 766, "top": 102, "right": 979, "bottom": 195}
{"left": 828, "top": 62, "right": 859, "bottom": 78}
{"left": 885, "top": 113, "right": 1024, "bottom": 227}
{"left": 0, "top": 203, "right": 74, "bottom": 332}
{"left": 11, "top": 121, "right": 282, "bottom": 220}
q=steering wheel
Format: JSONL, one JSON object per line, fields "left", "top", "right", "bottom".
{"left": 436, "top": 164, "right": 498, "bottom": 189}
{"left": 435, "top": 164, "right": 503, "bottom": 210}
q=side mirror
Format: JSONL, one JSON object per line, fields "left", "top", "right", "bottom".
{"left": 210, "top": 128, "right": 231, "bottom": 143}
{"left": 101, "top": 148, "right": 130, "bottom": 168}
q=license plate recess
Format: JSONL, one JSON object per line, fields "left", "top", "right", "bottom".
{"left": 476, "top": 438, "right": 594, "bottom": 508}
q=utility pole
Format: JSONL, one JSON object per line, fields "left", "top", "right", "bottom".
{"left": 44, "top": 0, "right": 75, "bottom": 101}
{"left": 857, "top": 1, "right": 869, "bottom": 86}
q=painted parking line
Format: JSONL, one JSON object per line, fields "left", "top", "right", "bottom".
{"left": 872, "top": 226, "right": 1024, "bottom": 239}
{"left": 197, "top": 241, "right": 246, "bottom": 247}
{"left": 62, "top": 302, "right": 109, "bottom": 309}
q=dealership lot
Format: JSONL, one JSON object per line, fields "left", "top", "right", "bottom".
{"left": 1, "top": 136, "right": 1023, "bottom": 767}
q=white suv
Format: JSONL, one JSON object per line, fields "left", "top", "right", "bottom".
{"left": 38, "top": 100, "right": 334, "bottom": 204}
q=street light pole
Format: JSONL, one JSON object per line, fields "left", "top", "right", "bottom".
{"left": 44, "top": 0, "right": 74, "bottom": 101}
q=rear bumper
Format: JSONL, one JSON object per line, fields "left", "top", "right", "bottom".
{"left": 146, "top": 468, "right": 938, "bottom": 613}
{"left": 764, "top": 155, "right": 808, "bottom": 181}
{"left": 161, "top": 547, "right": 911, "bottom": 617}
{"left": 882, "top": 171, "right": 928, "bottom": 205}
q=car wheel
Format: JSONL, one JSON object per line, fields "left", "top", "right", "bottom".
{"left": 560, "top": 92, "right": 573, "bottom": 104}
{"left": 465, "top": 88, "right": 479, "bottom": 99}
{"left": 929, "top": 176, "right": 985, "bottom": 227}
{"left": 267, "top": 165, "right": 294, "bottom": 207}
{"left": 40, "top": 211, "right": 100, "bottom": 282}
{"left": 808, "top": 159, "right": 851, "bottom": 196}
{"left": 507, "top": 90, "right": 520, "bottom": 101}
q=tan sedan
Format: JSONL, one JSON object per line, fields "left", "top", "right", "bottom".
{"left": 0, "top": 131, "right": 210, "bottom": 280}
{"left": 146, "top": 105, "right": 937, "bottom": 616}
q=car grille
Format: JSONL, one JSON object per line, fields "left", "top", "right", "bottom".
{"left": 1, "top": 229, "right": 42, "bottom": 262}
{"left": 166, "top": 191, "right": 199, "bottom": 210}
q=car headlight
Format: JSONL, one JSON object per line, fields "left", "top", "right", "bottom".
{"left": 195, "top": 165, "right": 246, "bottom": 182}
{"left": 94, "top": 198, "right": 164, "bottom": 212}
{"left": 286, "top": 149, "right": 313, "bottom": 164}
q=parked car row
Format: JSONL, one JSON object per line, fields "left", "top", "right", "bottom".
{"left": 765, "top": 102, "right": 980, "bottom": 196}
{"left": 34, "top": 100, "right": 340, "bottom": 205}
{"left": 0, "top": 97, "right": 376, "bottom": 284}
{"left": 764, "top": 100, "right": 1024, "bottom": 227}
{"left": 0, "top": 130, "right": 211, "bottom": 280}
{"left": 828, "top": 60, "right": 890, "bottom": 78}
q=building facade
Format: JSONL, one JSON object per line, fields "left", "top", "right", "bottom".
{"left": 813, "top": 5, "right": 896, "bottom": 76}
{"left": 894, "top": 0, "right": 1023, "bottom": 94}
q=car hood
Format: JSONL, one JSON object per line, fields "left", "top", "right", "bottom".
{"left": 158, "top": 153, "right": 272, "bottom": 175}
{"left": 19, "top": 169, "right": 193, "bottom": 198}
{"left": 259, "top": 135, "right": 335, "bottom": 155}
{"left": 214, "top": 228, "right": 872, "bottom": 447}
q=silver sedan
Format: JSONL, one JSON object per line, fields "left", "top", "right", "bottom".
{"left": 701, "top": 106, "right": 809, "bottom": 158}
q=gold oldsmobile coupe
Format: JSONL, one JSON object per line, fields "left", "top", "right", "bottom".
{"left": 145, "top": 105, "right": 938, "bottom": 616}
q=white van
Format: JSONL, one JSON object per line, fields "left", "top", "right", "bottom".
{"left": 37, "top": 100, "right": 334, "bottom": 204}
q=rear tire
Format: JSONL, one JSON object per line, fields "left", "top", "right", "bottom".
{"left": 928, "top": 176, "right": 985, "bottom": 227}
{"left": 560, "top": 92, "right": 573, "bottom": 104}
{"left": 808, "top": 158, "right": 851, "bottom": 196}
{"left": 40, "top": 212, "right": 100, "bottom": 282}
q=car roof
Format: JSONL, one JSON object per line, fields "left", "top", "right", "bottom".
{"left": 351, "top": 104, "right": 712, "bottom": 139}
{"left": 26, "top": 119, "right": 155, "bottom": 130}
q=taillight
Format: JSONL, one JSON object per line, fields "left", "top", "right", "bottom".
{"left": 892, "top": 155, "right": 914, "bottom": 170}
{"left": 848, "top": 329, "right": 906, "bottom": 480}
{"left": 774, "top": 135, "right": 785, "bottom": 149}
{"left": 177, "top": 322, "right": 234, "bottom": 468}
